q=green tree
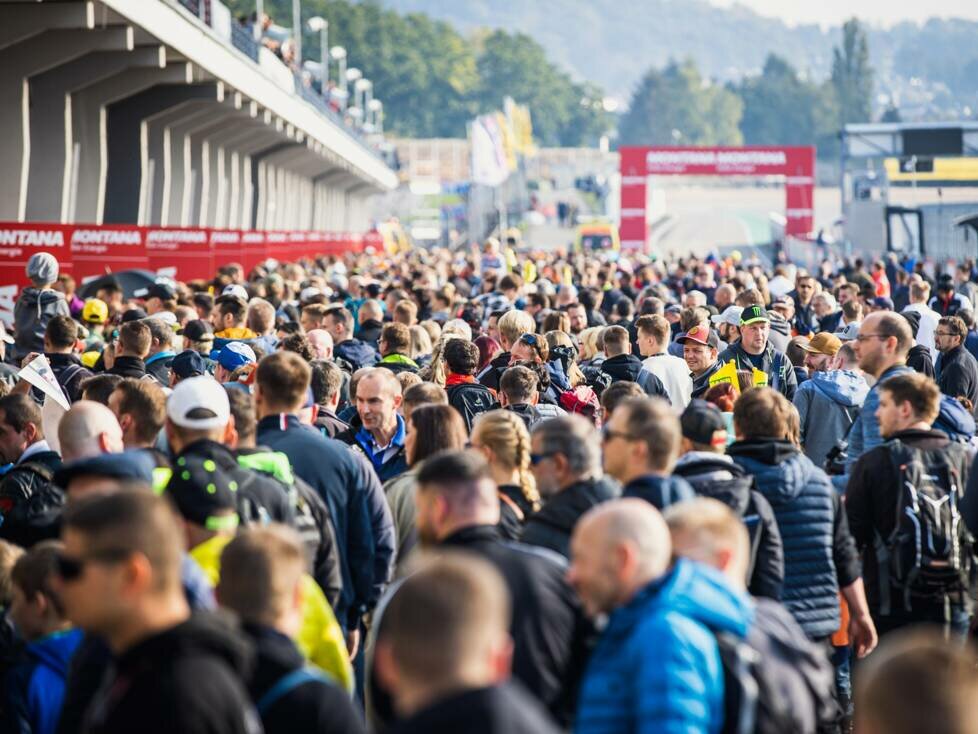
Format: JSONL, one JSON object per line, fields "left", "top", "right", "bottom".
{"left": 736, "top": 55, "right": 822, "bottom": 145}
{"left": 831, "top": 18, "right": 874, "bottom": 126}
{"left": 618, "top": 60, "right": 742, "bottom": 147}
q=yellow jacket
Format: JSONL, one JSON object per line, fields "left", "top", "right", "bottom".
{"left": 189, "top": 535, "right": 353, "bottom": 692}
{"left": 214, "top": 326, "right": 258, "bottom": 340}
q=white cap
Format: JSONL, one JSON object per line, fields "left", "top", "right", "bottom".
{"left": 148, "top": 311, "right": 178, "bottom": 326}
{"left": 221, "top": 284, "right": 249, "bottom": 302}
{"left": 329, "top": 273, "right": 348, "bottom": 291}
{"left": 167, "top": 376, "right": 230, "bottom": 430}
{"left": 834, "top": 321, "right": 861, "bottom": 342}
{"left": 711, "top": 306, "right": 743, "bottom": 327}
{"left": 299, "top": 286, "right": 322, "bottom": 302}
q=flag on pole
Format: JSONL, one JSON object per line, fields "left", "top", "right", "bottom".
{"left": 17, "top": 355, "right": 70, "bottom": 411}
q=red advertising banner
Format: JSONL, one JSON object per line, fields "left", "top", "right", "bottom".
{"left": 70, "top": 224, "right": 146, "bottom": 282}
{"left": 210, "top": 230, "right": 244, "bottom": 272}
{"left": 146, "top": 228, "right": 213, "bottom": 282}
{"left": 0, "top": 224, "right": 74, "bottom": 292}
{"left": 240, "top": 230, "right": 267, "bottom": 273}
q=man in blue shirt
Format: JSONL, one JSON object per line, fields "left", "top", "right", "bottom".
{"left": 337, "top": 368, "right": 408, "bottom": 483}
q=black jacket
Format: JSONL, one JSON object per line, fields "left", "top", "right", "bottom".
{"left": 0, "top": 449, "right": 63, "bottom": 548}
{"left": 178, "top": 440, "right": 295, "bottom": 526}
{"left": 673, "top": 452, "right": 785, "bottom": 600}
{"left": 599, "top": 354, "right": 668, "bottom": 397}
{"left": 520, "top": 478, "right": 617, "bottom": 558}
{"left": 80, "top": 613, "right": 259, "bottom": 734}
{"left": 446, "top": 380, "right": 498, "bottom": 432}
{"left": 46, "top": 352, "right": 92, "bottom": 403}
{"left": 497, "top": 484, "right": 536, "bottom": 541}
{"left": 106, "top": 355, "right": 147, "bottom": 379}
{"left": 357, "top": 319, "right": 383, "bottom": 348}
{"left": 847, "top": 428, "right": 976, "bottom": 614}
{"left": 243, "top": 623, "right": 363, "bottom": 734}
{"left": 313, "top": 409, "right": 350, "bottom": 439}
{"left": 622, "top": 474, "right": 694, "bottom": 510}
{"left": 391, "top": 684, "right": 560, "bottom": 734}
{"left": 439, "top": 525, "right": 592, "bottom": 727}
{"left": 907, "top": 343, "right": 936, "bottom": 379}
{"left": 334, "top": 339, "right": 379, "bottom": 371}
{"left": 937, "top": 345, "right": 978, "bottom": 409}
{"left": 477, "top": 352, "right": 511, "bottom": 392}
{"left": 690, "top": 360, "right": 723, "bottom": 399}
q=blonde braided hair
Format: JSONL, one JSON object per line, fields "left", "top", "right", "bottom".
{"left": 471, "top": 410, "right": 540, "bottom": 511}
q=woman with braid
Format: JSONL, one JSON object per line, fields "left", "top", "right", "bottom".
{"left": 470, "top": 410, "right": 541, "bottom": 540}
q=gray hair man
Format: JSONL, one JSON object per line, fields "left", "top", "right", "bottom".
{"left": 520, "top": 416, "right": 616, "bottom": 558}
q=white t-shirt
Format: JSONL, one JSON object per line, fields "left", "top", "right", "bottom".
{"left": 641, "top": 353, "right": 693, "bottom": 409}
{"left": 903, "top": 303, "right": 941, "bottom": 360}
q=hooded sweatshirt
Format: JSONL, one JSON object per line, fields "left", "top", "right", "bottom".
{"left": 80, "top": 613, "right": 259, "bottom": 734}
{"left": 334, "top": 338, "right": 380, "bottom": 370}
{"left": 728, "top": 439, "right": 840, "bottom": 638}
{"left": 3, "top": 628, "right": 83, "bottom": 734}
{"left": 576, "top": 559, "right": 752, "bottom": 734}
{"left": 13, "top": 288, "right": 69, "bottom": 359}
{"left": 793, "top": 369, "right": 869, "bottom": 468}
{"left": 622, "top": 474, "right": 694, "bottom": 510}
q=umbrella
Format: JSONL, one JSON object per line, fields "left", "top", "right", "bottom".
{"left": 78, "top": 270, "right": 160, "bottom": 300}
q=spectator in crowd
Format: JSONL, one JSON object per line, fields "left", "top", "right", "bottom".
{"left": 520, "top": 415, "right": 615, "bottom": 558}
{"left": 212, "top": 342, "right": 257, "bottom": 385}
{"left": 169, "top": 349, "right": 207, "bottom": 387}
{"left": 325, "top": 307, "right": 378, "bottom": 370}
{"left": 717, "top": 305, "right": 798, "bottom": 400}
{"left": 470, "top": 410, "right": 540, "bottom": 541}
{"left": 142, "top": 283, "right": 177, "bottom": 317}
{"left": 39, "top": 315, "right": 91, "bottom": 404}
{"left": 105, "top": 321, "right": 151, "bottom": 380}
{"left": 57, "top": 491, "right": 257, "bottom": 733}
{"left": 57, "top": 400, "right": 124, "bottom": 463}
{"left": 935, "top": 315, "right": 978, "bottom": 410}
{"left": 898, "top": 310, "right": 936, "bottom": 379}
{"left": 930, "top": 274, "right": 973, "bottom": 317}
{"left": 569, "top": 498, "right": 751, "bottom": 734}
{"left": 400, "top": 381, "right": 448, "bottom": 422}
{"left": 338, "top": 368, "right": 408, "bottom": 482}
{"left": 847, "top": 372, "right": 977, "bottom": 637}
{"left": 598, "top": 325, "right": 667, "bottom": 398}
{"left": 903, "top": 279, "right": 941, "bottom": 359}
{"left": 377, "top": 323, "right": 420, "bottom": 376}
{"left": 444, "top": 340, "right": 497, "bottom": 432}
{"left": 309, "top": 359, "right": 349, "bottom": 438}
{"left": 373, "top": 554, "right": 560, "bottom": 734}
{"left": 635, "top": 315, "right": 692, "bottom": 408}
{"left": 478, "top": 310, "right": 536, "bottom": 391}
{"left": 78, "top": 374, "right": 124, "bottom": 406}
{"left": 4, "top": 541, "right": 83, "bottom": 734}
{"left": 603, "top": 396, "right": 694, "bottom": 509}
{"left": 212, "top": 295, "right": 257, "bottom": 341}
{"left": 727, "top": 388, "right": 876, "bottom": 653}
{"left": 14, "top": 253, "right": 69, "bottom": 361}
{"left": 794, "top": 340, "right": 869, "bottom": 468}
{"left": 143, "top": 317, "right": 176, "bottom": 385}
{"left": 677, "top": 324, "right": 723, "bottom": 399}
{"left": 355, "top": 299, "right": 385, "bottom": 347}
{"left": 0, "top": 394, "right": 63, "bottom": 548}
{"left": 672, "top": 399, "right": 784, "bottom": 600}
{"left": 413, "top": 450, "right": 589, "bottom": 727}
{"left": 217, "top": 526, "right": 364, "bottom": 734}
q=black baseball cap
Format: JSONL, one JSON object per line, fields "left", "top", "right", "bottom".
{"left": 740, "top": 304, "right": 770, "bottom": 326}
{"left": 680, "top": 399, "right": 727, "bottom": 447}
{"left": 163, "top": 454, "right": 240, "bottom": 531}
{"left": 145, "top": 282, "right": 176, "bottom": 301}
{"left": 182, "top": 319, "right": 214, "bottom": 343}
{"left": 121, "top": 307, "right": 148, "bottom": 323}
{"left": 171, "top": 349, "right": 206, "bottom": 380}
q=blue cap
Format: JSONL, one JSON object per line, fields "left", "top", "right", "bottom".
{"left": 210, "top": 341, "right": 256, "bottom": 372}
{"left": 172, "top": 349, "right": 206, "bottom": 380}
{"left": 54, "top": 450, "right": 156, "bottom": 489}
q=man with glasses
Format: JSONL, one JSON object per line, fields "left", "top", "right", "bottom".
{"left": 934, "top": 316, "right": 978, "bottom": 411}
{"left": 520, "top": 416, "right": 615, "bottom": 558}
{"left": 602, "top": 396, "right": 693, "bottom": 510}
{"left": 55, "top": 490, "right": 259, "bottom": 734}
{"left": 844, "top": 312, "right": 914, "bottom": 483}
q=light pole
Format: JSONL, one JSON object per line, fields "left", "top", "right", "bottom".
{"left": 307, "top": 16, "right": 328, "bottom": 101}
{"left": 254, "top": 0, "right": 264, "bottom": 42}
{"left": 368, "top": 99, "right": 383, "bottom": 135}
{"left": 330, "top": 46, "right": 347, "bottom": 108}
{"left": 355, "top": 78, "right": 372, "bottom": 124}
{"left": 346, "top": 67, "right": 362, "bottom": 118}
{"left": 291, "top": 0, "right": 302, "bottom": 70}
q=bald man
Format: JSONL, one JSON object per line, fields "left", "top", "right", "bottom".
{"left": 57, "top": 400, "right": 124, "bottom": 462}
{"left": 665, "top": 498, "right": 841, "bottom": 730}
{"left": 306, "top": 329, "right": 334, "bottom": 360}
{"left": 570, "top": 498, "right": 752, "bottom": 734}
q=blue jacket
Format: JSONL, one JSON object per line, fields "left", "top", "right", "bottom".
{"left": 843, "top": 364, "right": 913, "bottom": 481}
{"left": 576, "top": 559, "right": 752, "bottom": 734}
{"left": 256, "top": 413, "right": 383, "bottom": 629}
{"left": 729, "top": 440, "right": 840, "bottom": 638}
{"left": 334, "top": 338, "right": 380, "bottom": 370}
{"left": 793, "top": 369, "right": 869, "bottom": 469}
{"left": 3, "top": 628, "right": 83, "bottom": 734}
{"left": 622, "top": 474, "right": 694, "bottom": 510}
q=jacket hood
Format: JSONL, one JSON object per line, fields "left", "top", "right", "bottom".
{"left": 601, "top": 353, "right": 644, "bottom": 382}
{"left": 728, "top": 439, "right": 815, "bottom": 501}
{"left": 533, "top": 478, "right": 617, "bottom": 533}
{"left": 622, "top": 558, "right": 751, "bottom": 638}
{"left": 622, "top": 474, "right": 694, "bottom": 509}
{"left": 934, "top": 394, "right": 977, "bottom": 440}
{"left": 768, "top": 312, "right": 791, "bottom": 337}
{"left": 808, "top": 369, "right": 869, "bottom": 408}
{"left": 673, "top": 452, "right": 752, "bottom": 514}
{"left": 120, "top": 612, "right": 252, "bottom": 676}
{"left": 27, "top": 628, "right": 84, "bottom": 678}
{"left": 335, "top": 338, "right": 378, "bottom": 367}
{"left": 17, "top": 288, "right": 64, "bottom": 309}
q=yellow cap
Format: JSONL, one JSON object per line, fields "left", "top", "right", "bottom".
{"left": 82, "top": 298, "right": 108, "bottom": 324}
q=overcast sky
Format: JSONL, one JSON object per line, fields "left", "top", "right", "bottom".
{"left": 710, "top": 0, "right": 978, "bottom": 26}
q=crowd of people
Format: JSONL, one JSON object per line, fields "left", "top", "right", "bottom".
{"left": 1, "top": 242, "right": 978, "bottom": 734}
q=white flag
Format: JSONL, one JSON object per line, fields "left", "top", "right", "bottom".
{"left": 17, "top": 355, "right": 70, "bottom": 411}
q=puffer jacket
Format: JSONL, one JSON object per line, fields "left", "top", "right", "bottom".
{"left": 13, "top": 288, "right": 69, "bottom": 360}
{"left": 728, "top": 439, "right": 840, "bottom": 639}
{"left": 673, "top": 452, "right": 784, "bottom": 600}
{"left": 575, "top": 558, "right": 752, "bottom": 734}
{"left": 334, "top": 338, "right": 379, "bottom": 370}
{"left": 793, "top": 369, "right": 869, "bottom": 469}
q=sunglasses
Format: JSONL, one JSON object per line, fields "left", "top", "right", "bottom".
{"left": 55, "top": 548, "right": 133, "bottom": 582}
{"left": 520, "top": 333, "right": 539, "bottom": 346}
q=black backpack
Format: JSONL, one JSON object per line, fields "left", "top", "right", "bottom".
{"left": 717, "top": 600, "right": 839, "bottom": 734}
{"left": 874, "top": 439, "right": 975, "bottom": 615}
{"left": 447, "top": 382, "right": 498, "bottom": 432}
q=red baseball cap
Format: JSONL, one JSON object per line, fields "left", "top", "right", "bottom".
{"left": 676, "top": 325, "right": 720, "bottom": 348}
